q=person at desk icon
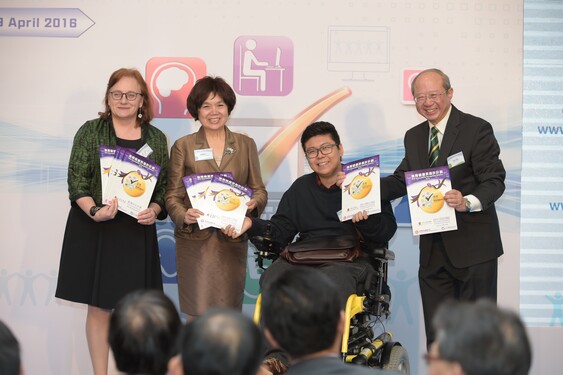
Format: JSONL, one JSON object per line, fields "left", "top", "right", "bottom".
{"left": 243, "top": 39, "right": 268, "bottom": 91}
{"left": 241, "top": 39, "right": 284, "bottom": 93}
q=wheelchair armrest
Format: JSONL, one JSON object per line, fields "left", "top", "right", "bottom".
{"left": 250, "top": 235, "right": 283, "bottom": 254}
{"left": 363, "top": 247, "right": 395, "bottom": 261}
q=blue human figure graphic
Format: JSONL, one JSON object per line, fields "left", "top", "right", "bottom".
{"left": 18, "top": 270, "right": 40, "bottom": 305}
{"left": 546, "top": 291, "right": 563, "bottom": 327}
{"left": 0, "top": 269, "right": 15, "bottom": 305}
{"left": 40, "top": 270, "right": 58, "bottom": 305}
{"left": 389, "top": 269, "right": 417, "bottom": 324}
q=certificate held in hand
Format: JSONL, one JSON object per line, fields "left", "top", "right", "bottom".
{"left": 341, "top": 155, "right": 381, "bottom": 222}
{"left": 405, "top": 166, "right": 457, "bottom": 236}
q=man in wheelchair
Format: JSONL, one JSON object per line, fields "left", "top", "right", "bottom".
{"left": 222, "top": 121, "right": 398, "bottom": 373}
{"left": 223, "top": 121, "right": 397, "bottom": 305}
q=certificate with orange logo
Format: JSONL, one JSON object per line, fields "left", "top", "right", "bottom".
{"left": 104, "top": 148, "right": 161, "bottom": 218}
{"left": 405, "top": 166, "right": 457, "bottom": 235}
{"left": 197, "top": 174, "right": 252, "bottom": 232}
{"left": 182, "top": 172, "right": 234, "bottom": 229}
{"left": 341, "top": 155, "right": 381, "bottom": 222}
{"left": 100, "top": 146, "right": 136, "bottom": 204}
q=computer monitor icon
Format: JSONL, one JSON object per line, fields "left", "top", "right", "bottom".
{"left": 327, "top": 26, "right": 390, "bottom": 80}
{"left": 274, "top": 47, "right": 281, "bottom": 68}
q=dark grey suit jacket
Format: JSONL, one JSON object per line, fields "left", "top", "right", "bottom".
{"left": 381, "top": 105, "right": 505, "bottom": 268}
{"left": 287, "top": 356, "right": 399, "bottom": 375}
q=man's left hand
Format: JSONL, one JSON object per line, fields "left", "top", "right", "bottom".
{"left": 444, "top": 189, "right": 467, "bottom": 212}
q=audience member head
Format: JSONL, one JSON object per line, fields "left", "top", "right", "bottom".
{"left": 261, "top": 267, "right": 344, "bottom": 360}
{"left": 428, "top": 299, "right": 532, "bottom": 375}
{"left": 109, "top": 289, "right": 181, "bottom": 375}
{"left": 0, "top": 320, "right": 21, "bottom": 375}
{"left": 169, "top": 308, "right": 262, "bottom": 375}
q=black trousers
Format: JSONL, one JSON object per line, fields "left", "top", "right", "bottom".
{"left": 260, "top": 256, "right": 375, "bottom": 307}
{"left": 419, "top": 234, "right": 498, "bottom": 349}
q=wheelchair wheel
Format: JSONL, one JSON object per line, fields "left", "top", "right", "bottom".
{"left": 383, "top": 345, "right": 410, "bottom": 374}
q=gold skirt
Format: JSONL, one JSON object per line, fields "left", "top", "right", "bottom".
{"left": 175, "top": 230, "right": 247, "bottom": 316}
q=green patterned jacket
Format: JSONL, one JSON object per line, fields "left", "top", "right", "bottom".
{"left": 67, "top": 117, "right": 169, "bottom": 219}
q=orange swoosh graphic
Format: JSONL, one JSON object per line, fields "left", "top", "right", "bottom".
{"left": 258, "top": 87, "right": 352, "bottom": 184}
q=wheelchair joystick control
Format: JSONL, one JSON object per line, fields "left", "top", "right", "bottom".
{"left": 252, "top": 222, "right": 280, "bottom": 269}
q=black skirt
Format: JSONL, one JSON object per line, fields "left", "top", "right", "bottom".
{"left": 55, "top": 205, "right": 163, "bottom": 309}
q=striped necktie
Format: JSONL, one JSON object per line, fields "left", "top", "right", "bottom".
{"left": 429, "top": 126, "right": 440, "bottom": 167}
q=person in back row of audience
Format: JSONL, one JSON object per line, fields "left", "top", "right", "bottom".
{"left": 426, "top": 299, "right": 532, "bottom": 375}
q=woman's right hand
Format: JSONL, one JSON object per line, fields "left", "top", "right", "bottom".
{"left": 184, "top": 208, "right": 204, "bottom": 225}
{"left": 93, "top": 197, "right": 118, "bottom": 222}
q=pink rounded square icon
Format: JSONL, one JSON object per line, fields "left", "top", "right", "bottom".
{"left": 233, "top": 36, "right": 293, "bottom": 96}
{"left": 402, "top": 69, "right": 423, "bottom": 105}
{"left": 146, "top": 57, "right": 207, "bottom": 118}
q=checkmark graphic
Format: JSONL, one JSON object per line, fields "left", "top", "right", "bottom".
{"left": 257, "top": 87, "right": 352, "bottom": 184}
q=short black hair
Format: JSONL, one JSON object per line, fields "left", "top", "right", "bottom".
{"left": 186, "top": 76, "right": 237, "bottom": 120}
{"left": 178, "top": 308, "right": 263, "bottom": 375}
{"left": 261, "top": 267, "right": 341, "bottom": 358}
{"left": 433, "top": 299, "right": 532, "bottom": 375}
{"left": 0, "top": 320, "right": 20, "bottom": 375}
{"left": 109, "top": 289, "right": 181, "bottom": 375}
{"left": 300, "top": 121, "right": 341, "bottom": 152}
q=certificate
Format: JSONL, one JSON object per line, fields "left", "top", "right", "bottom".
{"left": 182, "top": 172, "right": 234, "bottom": 229}
{"left": 100, "top": 145, "right": 135, "bottom": 204}
{"left": 405, "top": 166, "right": 457, "bottom": 235}
{"left": 197, "top": 174, "right": 252, "bottom": 232}
{"left": 104, "top": 149, "right": 161, "bottom": 218}
{"left": 341, "top": 155, "right": 381, "bottom": 222}
{"left": 100, "top": 145, "right": 117, "bottom": 204}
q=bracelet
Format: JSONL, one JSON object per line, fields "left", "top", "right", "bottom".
{"left": 89, "top": 205, "right": 102, "bottom": 217}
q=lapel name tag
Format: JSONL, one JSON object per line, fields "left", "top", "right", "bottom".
{"left": 447, "top": 151, "right": 465, "bottom": 168}
{"left": 195, "top": 148, "right": 214, "bottom": 161}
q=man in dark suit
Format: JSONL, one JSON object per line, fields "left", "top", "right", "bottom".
{"left": 381, "top": 68, "right": 505, "bottom": 348}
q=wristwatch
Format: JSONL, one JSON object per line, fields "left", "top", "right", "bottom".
{"left": 463, "top": 198, "right": 472, "bottom": 212}
{"left": 89, "top": 205, "right": 102, "bottom": 217}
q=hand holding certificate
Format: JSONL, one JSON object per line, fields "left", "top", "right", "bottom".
{"left": 103, "top": 146, "right": 161, "bottom": 219}
{"left": 405, "top": 166, "right": 458, "bottom": 235}
{"left": 196, "top": 174, "right": 253, "bottom": 232}
{"left": 341, "top": 155, "right": 381, "bottom": 222}
{"left": 182, "top": 172, "right": 234, "bottom": 229}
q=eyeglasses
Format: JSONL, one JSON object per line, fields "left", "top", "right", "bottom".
{"left": 109, "top": 91, "right": 142, "bottom": 101}
{"left": 413, "top": 90, "right": 448, "bottom": 104}
{"left": 422, "top": 353, "right": 444, "bottom": 365}
{"left": 305, "top": 143, "right": 338, "bottom": 159}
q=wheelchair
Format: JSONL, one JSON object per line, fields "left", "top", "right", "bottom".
{"left": 250, "top": 227, "right": 410, "bottom": 374}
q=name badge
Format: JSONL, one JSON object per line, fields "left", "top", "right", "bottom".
{"left": 137, "top": 143, "right": 153, "bottom": 158}
{"left": 447, "top": 151, "right": 465, "bottom": 168}
{"left": 195, "top": 148, "right": 214, "bottom": 161}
